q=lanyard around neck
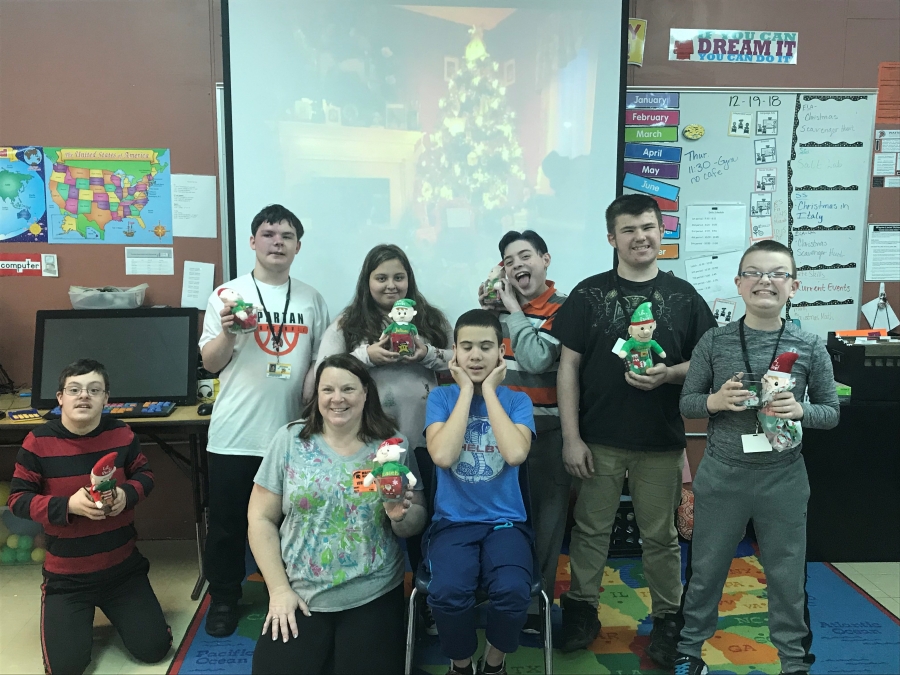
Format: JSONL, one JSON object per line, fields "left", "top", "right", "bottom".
{"left": 738, "top": 316, "right": 785, "bottom": 375}
{"left": 251, "top": 272, "right": 291, "bottom": 353}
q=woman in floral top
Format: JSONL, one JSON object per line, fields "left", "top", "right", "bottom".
{"left": 248, "top": 354, "right": 426, "bottom": 674}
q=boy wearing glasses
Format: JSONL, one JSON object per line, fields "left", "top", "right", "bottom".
{"left": 674, "top": 241, "right": 839, "bottom": 675}
{"left": 7, "top": 359, "right": 171, "bottom": 675}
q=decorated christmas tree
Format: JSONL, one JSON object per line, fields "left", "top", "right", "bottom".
{"left": 417, "top": 27, "right": 526, "bottom": 214}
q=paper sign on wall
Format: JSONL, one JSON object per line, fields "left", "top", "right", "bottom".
{"left": 0, "top": 253, "right": 43, "bottom": 276}
{"left": 685, "top": 204, "right": 746, "bottom": 252}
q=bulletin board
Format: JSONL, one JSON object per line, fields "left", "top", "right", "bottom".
{"left": 622, "top": 87, "right": 877, "bottom": 338}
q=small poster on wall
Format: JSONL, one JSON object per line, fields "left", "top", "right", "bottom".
{"left": 669, "top": 28, "right": 798, "bottom": 64}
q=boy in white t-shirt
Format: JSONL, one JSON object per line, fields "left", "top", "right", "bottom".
{"left": 199, "top": 204, "right": 329, "bottom": 637}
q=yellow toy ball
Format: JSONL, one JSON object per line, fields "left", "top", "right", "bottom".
{"left": 6, "top": 534, "right": 19, "bottom": 550}
{"left": 31, "top": 548, "right": 46, "bottom": 563}
{"left": 0, "top": 482, "right": 10, "bottom": 505}
{"left": 0, "top": 519, "right": 9, "bottom": 543}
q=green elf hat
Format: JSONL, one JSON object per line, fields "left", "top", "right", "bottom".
{"left": 630, "top": 302, "right": 655, "bottom": 325}
{"left": 392, "top": 298, "right": 417, "bottom": 309}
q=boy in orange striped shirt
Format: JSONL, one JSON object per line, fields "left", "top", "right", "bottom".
{"left": 479, "top": 230, "right": 568, "bottom": 634}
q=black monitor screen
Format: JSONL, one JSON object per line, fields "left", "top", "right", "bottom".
{"left": 32, "top": 309, "right": 198, "bottom": 407}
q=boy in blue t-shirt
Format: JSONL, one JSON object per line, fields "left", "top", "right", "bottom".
{"left": 425, "top": 309, "right": 536, "bottom": 675}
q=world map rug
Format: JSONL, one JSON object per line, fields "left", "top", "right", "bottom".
{"left": 168, "top": 544, "right": 899, "bottom": 674}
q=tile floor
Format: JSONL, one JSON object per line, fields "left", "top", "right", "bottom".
{"left": 0, "top": 542, "right": 896, "bottom": 674}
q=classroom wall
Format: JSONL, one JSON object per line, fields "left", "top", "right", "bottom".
{"left": 629, "top": 0, "right": 900, "bottom": 327}
{"left": 628, "top": 0, "right": 900, "bottom": 453}
{"left": 0, "top": 0, "right": 224, "bottom": 388}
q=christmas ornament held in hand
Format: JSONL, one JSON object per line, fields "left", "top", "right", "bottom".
{"left": 382, "top": 299, "right": 418, "bottom": 355}
{"left": 757, "top": 351, "right": 803, "bottom": 452}
{"left": 618, "top": 302, "right": 666, "bottom": 375}
{"left": 363, "top": 438, "right": 418, "bottom": 502}
{"left": 218, "top": 288, "right": 258, "bottom": 334}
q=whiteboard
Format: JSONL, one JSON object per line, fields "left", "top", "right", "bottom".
{"left": 623, "top": 88, "right": 877, "bottom": 338}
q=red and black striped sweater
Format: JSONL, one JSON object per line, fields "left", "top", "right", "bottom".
{"left": 8, "top": 417, "right": 154, "bottom": 588}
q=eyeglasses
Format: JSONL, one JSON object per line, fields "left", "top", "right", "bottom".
{"left": 738, "top": 271, "right": 793, "bottom": 281}
{"left": 62, "top": 386, "right": 107, "bottom": 397}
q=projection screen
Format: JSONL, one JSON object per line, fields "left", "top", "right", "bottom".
{"left": 224, "top": 1, "right": 627, "bottom": 323}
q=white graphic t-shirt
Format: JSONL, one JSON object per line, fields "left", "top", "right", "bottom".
{"left": 200, "top": 273, "right": 329, "bottom": 456}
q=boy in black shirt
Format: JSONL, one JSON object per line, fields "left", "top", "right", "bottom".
{"left": 550, "top": 194, "right": 715, "bottom": 666}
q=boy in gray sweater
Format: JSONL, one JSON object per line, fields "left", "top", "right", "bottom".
{"left": 674, "top": 241, "right": 839, "bottom": 675}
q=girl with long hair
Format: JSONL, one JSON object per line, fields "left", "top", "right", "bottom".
{"left": 316, "top": 244, "right": 453, "bottom": 452}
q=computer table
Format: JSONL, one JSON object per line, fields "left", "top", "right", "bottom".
{"left": 0, "top": 394, "right": 211, "bottom": 600}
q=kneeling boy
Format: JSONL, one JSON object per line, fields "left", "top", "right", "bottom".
{"left": 675, "top": 241, "right": 839, "bottom": 675}
{"left": 425, "top": 309, "right": 536, "bottom": 675}
{"left": 8, "top": 359, "right": 171, "bottom": 675}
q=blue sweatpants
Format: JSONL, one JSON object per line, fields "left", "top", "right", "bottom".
{"left": 425, "top": 520, "right": 532, "bottom": 660}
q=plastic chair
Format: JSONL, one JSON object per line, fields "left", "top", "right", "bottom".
{"left": 404, "top": 448, "right": 553, "bottom": 674}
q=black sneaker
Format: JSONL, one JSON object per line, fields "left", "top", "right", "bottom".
{"left": 521, "top": 614, "right": 542, "bottom": 635}
{"left": 205, "top": 601, "right": 239, "bottom": 637}
{"left": 645, "top": 612, "right": 680, "bottom": 668}
{"left": 673, "top": 653, "right": 709, "bottom": 675}
{"left": 422, "top": 603, "right": 438, "bottom": 636}
{"left": 559, "top": 594, "right": 601, "bottom": 652}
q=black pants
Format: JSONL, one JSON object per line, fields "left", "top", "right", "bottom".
{"left": 252, "top": 584, "right": 405, "bottom": 675}
{"left": 204, "top": 452, "right": 263, "bottom": 604}
{"left": 41, "top": 567, "right": 171, "bottom": 675}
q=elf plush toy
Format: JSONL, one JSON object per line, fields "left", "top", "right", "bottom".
{"left": 618, "top": 302, "right": 666, "bottom": 375}
{"left": 218, "top": 287, "right": 258, "bottom": 333}
{"left": 363, "top": 438, "right": 418, "bottom": 501}
{"left": 382, "top": 298, "right": 418, "bottom": 355}
{"left": 757, "top": 351, "right": 803, "bottom": 452}
{"left": 483, "top": 261, "right": 505, "bottom": 305}
{"left": 89, "top": 452, "right": 118, "bottom": 514}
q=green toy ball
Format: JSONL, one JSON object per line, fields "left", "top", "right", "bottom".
{"left": 0, "top": 547, "right": 15, "bottom": 564}
{"left": 6, "top": 534, "right": 19, "bottom": 550}
{"left": 15, "top": 547, "right": 30, "bottom": 563}
{"left": 31, "top": 548, "right": 46, "bottom": 563}
{"left": 17, "top": 535, "right": 33, "bottom": 551}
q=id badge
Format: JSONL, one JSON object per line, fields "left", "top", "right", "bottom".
{"left": 266, "top": 362, "right": 292, "bottom": 379}
{"left": 741, "top": 433, "right": 772, "bottom": 453}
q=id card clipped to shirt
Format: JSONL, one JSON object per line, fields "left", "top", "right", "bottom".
{"left": 741, "top": 432, "right": 772, "bottom": 453}
{"left": 266, "top": 362, "right": 292, "bottom": 379}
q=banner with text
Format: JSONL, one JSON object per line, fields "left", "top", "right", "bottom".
{"left": 669, "top": 29, "right": 798, "bottom": 64}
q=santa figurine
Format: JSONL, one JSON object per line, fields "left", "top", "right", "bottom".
{"left": 88, "top": 452, "right": 118, "bottom": 514}
{"left": 758, "top": 351, "right": 803, "bottom": 452}
{"left": 618, "top": 302, "right": 666, "bottom": 375}
{"left": 363, "top": 438, "right": 418, "bottom": 502}
{"left": 217, "top": 288, "right": 258, "bottom": 333}
{"left": 381, "top": 298, "right": 418, "bottom": 355}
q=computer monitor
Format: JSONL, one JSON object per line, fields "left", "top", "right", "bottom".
{"left": 32, "top": 308, "right": 199, "bottom": 408}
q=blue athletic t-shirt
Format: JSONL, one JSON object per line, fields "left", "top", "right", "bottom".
{"left": 425, "top": 385, "right": 536, "bottom": 524}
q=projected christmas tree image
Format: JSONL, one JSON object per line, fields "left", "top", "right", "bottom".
{"left": 418, "top": 27, "right": 526, "bottom": 213}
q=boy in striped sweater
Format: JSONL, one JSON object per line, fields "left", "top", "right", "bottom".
{"left": 480, "top": 229, "right": 569, "bottom": 634}
{"left": 8, "top": 359, "right": 171, "bottom": 675}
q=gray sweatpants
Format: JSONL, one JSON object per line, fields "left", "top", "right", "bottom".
{"left": 678, "top": 452, "right": 815, "bottom": 674}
